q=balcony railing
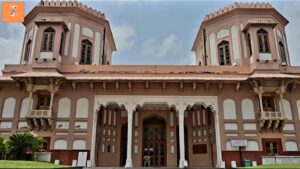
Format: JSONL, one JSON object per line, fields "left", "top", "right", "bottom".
{"left": 258, "top": 111, "right": 286, "bottom": 132}
{"left": 26, "top": 109, "right": 54, "bottom": 131}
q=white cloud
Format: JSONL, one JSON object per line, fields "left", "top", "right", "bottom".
{"left": 281, "top": 2, "right": 300, "bottom": 66}
{"left": 141, "top": 33, "right": 181, "bottom": 59}
{"left": 112, "top": 23, "right": 137, "bottom": 52}
{"left": 0, "top": 23, "right": 25, "bottom": 72}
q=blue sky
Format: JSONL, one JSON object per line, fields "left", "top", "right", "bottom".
{"left": 0, "top": 0, "right": 299, "bottom": 69}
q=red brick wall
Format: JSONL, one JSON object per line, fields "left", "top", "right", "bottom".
{"left": 50, "top": 150, "right": 90, "bottom": 165}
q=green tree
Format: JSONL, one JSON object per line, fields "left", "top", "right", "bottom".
{"left": 8, "top": 132, "right": 44, "bottom": 160}
{"left": 0, "top": 134, "right": 7, "bottom": 159}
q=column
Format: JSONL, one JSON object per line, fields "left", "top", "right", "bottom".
{"left": 178, "top": 108, "right": 188, "bottom": 168}
{"left": 258, "top": 86, "right": 264, "bottom": 113}
{"left": 214, "top": 111, "right": 223, "bottom": 168}
{"left": 125, "top": 106, "right": 134, "bottom": 168}
{"left": 91, "top": 106, "right": 99, "bottom": 167}
{"left": 28, "top": 91, "right": 33, "bottom": 114}
{"left": 49, "top": 92, "right": 54, "bottom": 116}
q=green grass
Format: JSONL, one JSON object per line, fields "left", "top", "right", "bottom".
{"left": 242, "top": 164, "right": 300, "bottom": 168}
{"left": 0, "top": 160, "right": 69, "bottom": 168}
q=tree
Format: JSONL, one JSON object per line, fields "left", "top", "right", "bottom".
{"left": 8, "top": 132, "right": 44, "bottom": 160}
{"left": 0, "top": 134, "right": 7, "bottom": 159}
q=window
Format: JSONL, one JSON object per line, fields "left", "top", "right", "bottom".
{"left": 247, "top": 33, "right": 252, "bottom": 56}
{"left": 42, "top": 27, "right": 55, "bottom": 52}
{"left": 107, "top": 144, "right": 111, "bottom": 153}
{"left": 193, "top": 144, "right": 207, "bottom": 154}
{"left": 262, "top": 96, "right": 275, "bottom": 111}
{"left": 24, "top": 40, "right": 32, "bottom": 62}
{"left": 257, "top": 29, "right": 270, "bottom": 53}
{"left": 36, "top": 95, "right": 50, "bottom": 110}
{"left": 266, "top": 142, "right": 278, "bottom": 155}
{"left": 80, "top": 40, "right": 92, "bottom": 65}
{"left": 279, "top": 41, "right": 287, "bottom": 64}
{"left": 218, "top": 41, "right": 231, "bottom": 65}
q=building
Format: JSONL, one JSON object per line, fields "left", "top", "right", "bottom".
{"left": 0, "top": 1, "right": 300, "bottom": 168}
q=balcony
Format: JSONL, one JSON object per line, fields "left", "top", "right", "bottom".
{"left": 26, "top": 110, "right": 54, "bottom": 131}
{"left": 258, "top": 111, "right": 286, "bottom": 132}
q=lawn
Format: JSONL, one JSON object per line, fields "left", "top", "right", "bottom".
{"left": 242, "top": 164, "right": 300, "bottom": 168}
{"left": 0, "top": 160, "right": 68, "bottom": 168}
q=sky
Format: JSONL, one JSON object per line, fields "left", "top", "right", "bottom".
{"left": 0, "top": 0, "right": 299, "bottom": 70}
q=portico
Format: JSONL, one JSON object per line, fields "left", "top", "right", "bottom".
{"left": 91, "top": 95, "right": 222, "bottom": 168}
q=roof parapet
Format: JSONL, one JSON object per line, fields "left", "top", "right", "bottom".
{"left": 39, "top": 0, "right": 106, "bottom": 19}
{"left": 204, "top": 2, "right": 273, "bottom": 21}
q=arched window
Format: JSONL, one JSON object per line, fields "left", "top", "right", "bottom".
{"left": 223, "top": 99, "right": 236, "bottom": 119}
{"left": 80, "top": 40, "right": 92, "bottom": 65}
{"left": 247, "top": 33, "right": 252, "bottom": 56}
{"left": 218, "top": 41, "right": 231, "bottom": 65}
{"left": 279, "top": 41, "right": 287, "bottom": 64}
{"left": 42, "top": 27, "right": 55, "bottom": 52}
{"left": 24, "top": 40, "right": 31, "bottom": 62}
{"left": 257, "top": 29, "right": 270, "bottom": 53}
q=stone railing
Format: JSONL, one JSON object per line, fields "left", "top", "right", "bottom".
{"left": 258, "top": 111, "right": 286, "bottom": 132}
{"left": 29, "top": 109, "right": 52, "bottom": 117}
{"left": 39, "top": 0, "right": 105, "bottom": 19}
{"left": 26, "top": 109, "right": 54, "bottom": 131}
{"left": 204, "top": 2, "right": 273, "bottom": 21}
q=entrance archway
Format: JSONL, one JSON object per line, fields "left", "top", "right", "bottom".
{"left": 143, "top": 117, "right": 166, "bottom": 167}
{"left": 183, "top": 105, "right": 216, "bottom": 167}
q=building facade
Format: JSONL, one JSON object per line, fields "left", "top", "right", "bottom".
{"left": 0, "top": 1, "right": 300, "bottom": 168}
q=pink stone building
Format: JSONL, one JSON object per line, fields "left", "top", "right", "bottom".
{"left": 0, "top": 1, "right": 300, "bottom": 168}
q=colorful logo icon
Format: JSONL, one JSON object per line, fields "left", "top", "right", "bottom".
{"left": 2, "top": 2, "right": 24, "bottom": 22}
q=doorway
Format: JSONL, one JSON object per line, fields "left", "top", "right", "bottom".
{"left": 143, "top": 117, "right": 166, "bottom": 167}
{"left": 120, "top": 123, "right": 128, "bottom": 166}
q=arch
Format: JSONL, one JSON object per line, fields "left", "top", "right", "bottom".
{"left": 76, "top": 98, "right": 89, "bottom": 118}
{"left": 24, "top": 40, "right": 32, "bottom": 62}
{"left": 2, "top": 97, "right": 16, "bottom": 118}
{"left": 42, "top": 27, "right": 55, "bottom": 52}
{"left": 143, "top": 116, "right": 166, "bottom": 167}
{"left": 257, "top": 28, "right": 270, "bottom": 53}
{"left": 283, "top": 99, "right": 293, "bottom": 120}
{"left": 279, "top": 41, "right": 287, "bottom": 64}
{"left": 80, "top": 39, "right": 92, "bottom": 65}
{"left": 285, "top": 141, "right": 298, "bottom": 151}
{"left": 58, "top": 97, "right": 71, "bottom": 118}
{"left": 297, "top": 100, "right": 300, "bottom": 120}
{"left": 20, "top": 97, "right": 30, "bottom": 118}
{"left": 223, "top": 99, "right": 236, "bottom": 119}
{"left": 226, "top": 140, "right": 239, "bottom": 151}
{"left": 246, "top": 140, "right": 259, "bottom": 151}
{"left": 218, "top": 40, "right": 231, "bottom": 65}
{"left": 73, "top": 139, "right": 86, "bottom": 150}
{"left": 54, "top": 139, "right": 67, "bottom": 150}
{"left": 241, "top": 99, "right": 255, "bottom": 119}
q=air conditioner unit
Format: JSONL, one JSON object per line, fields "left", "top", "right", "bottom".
{"left": 281, "top": 62, "right": 287, "bottom": 66}
{"left": 232, "top": 62, "right": 237, "bottom": 66}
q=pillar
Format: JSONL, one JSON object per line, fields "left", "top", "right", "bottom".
{"left": 178, "top": 108, "right": 188, "bottom": 168}
{"left": 258, "top": 86, "right": 264, "bottom": 113}
{"left": 28, "top": 91, "right": 33, "bottom": 115}
{"left": 214, "top": 111, "right": 223, "bottom": 168}
{"left": 125, "top": 106, "right": 134, "bottom": 168}
{"left": 49, "top": 92, "right": 54, "bottom": 116}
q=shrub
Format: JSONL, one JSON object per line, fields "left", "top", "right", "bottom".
{"left": 7, "top": 132, "right": 44, "bottom": 160}
{"left": 0, "top": 134, "right": 6, "bottom": 159}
